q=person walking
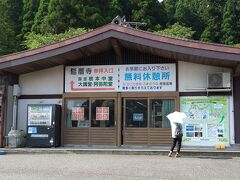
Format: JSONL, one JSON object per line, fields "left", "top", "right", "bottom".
{"left": 168, "top": 122, "right": 183, "bottom": 157}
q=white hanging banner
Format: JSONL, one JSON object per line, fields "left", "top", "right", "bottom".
{"left": 65, "top": 64, "right": 176, "bottom": 92}
{"left": 65, "top": 65, "right": 119, "bottom": 92}
{"left": 119, "top": 64, "right": 176, "bottom": 91}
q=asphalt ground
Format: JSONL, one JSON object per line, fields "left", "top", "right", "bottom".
{"left": 0, "top": 154, "right": 239, "bottom": 180}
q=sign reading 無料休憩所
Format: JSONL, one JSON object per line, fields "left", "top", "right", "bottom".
{"left": 180, "top": 96, "right": 229, "bottom": 146}
{"left": 65, "top": 64, "right": 176, "bottom": 92}
{"left": 119, "top": 64, "right": 176, "bottom": 92}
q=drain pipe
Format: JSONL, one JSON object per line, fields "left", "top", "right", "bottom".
{"left": 7, "top": 84, "right": 23, "bottom": 148}
{"left": 12, "top": 84, "right": 20, "bottom": 129}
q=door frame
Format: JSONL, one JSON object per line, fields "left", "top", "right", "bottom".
{"left": 62, "top": 92, "right": 119, "bottom": 146}
{"left": 121, "top": 92, "right": 179, "bottom": 146}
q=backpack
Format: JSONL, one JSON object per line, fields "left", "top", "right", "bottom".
{"left": 175, "top": 123, "right": 183, "bottom": 138}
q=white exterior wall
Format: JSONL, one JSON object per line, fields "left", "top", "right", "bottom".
{"left": 178, "top": 61, "right": 232, "bottom": 92}
{"left": 19, "top": 65, "right": 64, "bottom": 95}
{"left": 17, "top": 99, "right": 62, "bottom": 133}
{"left": 17, "top": 65, "right": 64, "bottom": 134}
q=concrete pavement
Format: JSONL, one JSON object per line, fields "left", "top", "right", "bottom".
{"left": 0, "top": 153, "right": 239, "bottom": 180}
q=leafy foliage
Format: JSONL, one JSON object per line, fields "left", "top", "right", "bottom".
{"left": 0, "top": 0, "right": 20, "bottom": 55}
{"left": 1, "top": 0, "right": 240, "bottom": 55}
{"left": 24, "top": 28, "right": 89, "bottom": 49}
{"left": 0, "top": 18, "right": 16, "bottom": 55}
{"left": 155, "top": 22, "right": 195, "bottom": 39}
{"left": 174, "top": 0, "right": 205, "bottom": 39}
{"left": 200, "top": 0, "right": 225, "bottom": 43}
{"left": 31, "top": 0, "right": 50, "bottom": 33}
{"left": 21, "top": 0, "right": 40, "bottom": 35}
{"left": 221, "top": 0, "right": 237, "bottom": 45}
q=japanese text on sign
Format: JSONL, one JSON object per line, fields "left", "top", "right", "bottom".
{"left": 96, "top": 107, "right": 109, "bottom": 121}
{"left": 71, "top": 107, "right": 84, "bottom": 121}
{"left": 119, "top": 64, "right": 176, "bottom": 91}
{"left": 65, "top": 65, "right": 118, "bottom": 92}
{"left": 65, "top": 64, "right": 176, "bottom": 92}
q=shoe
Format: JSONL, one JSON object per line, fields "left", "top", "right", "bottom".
{"left": 168, "top": 151, "right": 172, "bottom": 157}
{"left": 175, "top": 153, "right": 181, "bottom": 157}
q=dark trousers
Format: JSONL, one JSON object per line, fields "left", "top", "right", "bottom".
{"left": 170, "top": 137, "right": 182, "bottom": 153}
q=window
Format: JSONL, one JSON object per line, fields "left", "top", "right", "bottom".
{"left": 66, "top": 99, "right": 89, "bottom": 128}
{"left": 125, "top": 99, "right": 148, "bottom": 128}
{"left": 150, "top": 99, "right": 174, "bottom": 128}
{"left": 91, "top": 99, "right": 115, "bottom": 127}
{"left": 125, "top": 98, "right": 175, "bottom": 128}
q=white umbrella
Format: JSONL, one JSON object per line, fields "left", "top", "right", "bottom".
{"left": 166, "top": 111, "right": 187, "bottom": 124}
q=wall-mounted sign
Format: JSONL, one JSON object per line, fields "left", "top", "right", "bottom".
{"left": 96, "top": 107, "right": 109, "bottom": 121}
{"left": 65, "top": 65, "right": 119, "bottom": 92}
{"left": 71, "top": 107, "right": 84, "bottom": 121}
{"left": 65, "top": 64, "right": 176, "bottom": 92}
{"left": 180, "top": 96, "right": 229, "bottom": 146}
{"left": 119, "top": 64, "right": 176, "bottom": 91}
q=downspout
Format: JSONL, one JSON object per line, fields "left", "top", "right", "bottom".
{"left": 12, "top": 84, "right": 20, "bottom": 129}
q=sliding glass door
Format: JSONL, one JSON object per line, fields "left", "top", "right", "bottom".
{"left": 123, "top": 98, "right": 175, "bottom": 146}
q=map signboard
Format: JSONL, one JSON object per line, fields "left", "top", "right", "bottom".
{"left": 180, "top": 96, "right": 229, "bottom": 146}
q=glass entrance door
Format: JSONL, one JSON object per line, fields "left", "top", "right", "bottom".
{"left": 64, "top": 97, "right": 117, "bottom": 145}
{"left": 123, "top": 98, "right": 175, "bottom": 146}
{"left": 90, "top": 99, "right": 116, "bottom": 145}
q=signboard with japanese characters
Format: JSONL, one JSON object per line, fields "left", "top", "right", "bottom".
{"left": 96, "top": 107, "right": 109, "bottom": 121}
{"left": 180, "top": 96, "right": 229, "bottom": 146}
{"left": 65, "top": 64, "right": 176, "bottom": 92}
{"left": 65, "top": 65, "right": 119, "bottom": 92}
{"left": 119, "top": 64, "right": 176, "bottom": 91}
{"left": 71, "top": 107, "right": 84, "bottom": 121}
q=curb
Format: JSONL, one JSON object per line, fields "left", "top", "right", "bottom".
{"left": 1, "top": 148, "right": 240, "bottom": 157}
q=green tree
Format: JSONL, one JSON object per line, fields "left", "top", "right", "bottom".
{"left": 221, "top": 0, "right": 237, "bottom": 45}
{"left": 200, "top": 0, "right": 225, "bottom": 43}
{"left": 163, "top": 0, "right": 178, "bottom": 25}
{"left": 0, "top": 20, "right": 16, "bottom": 55}
{"left": 31, "top": 0, "right": 50, "bottom": 33}
{"left": 0, "top": 0, "right": 19, "bottom": 55}
{"left": 21, "top": 0, "right": 40, "bottom": 35}
{"left": 5, "top": 0, "right": 23, "bottom": 40}
{"left": 86, "top": 0, "right": 123, "bottom": 26}
{"left": 130, "top": 0, "right": 167, "bottom": 31}
{"left": 174, "top": 0, "right": 205, "bottom": 40}
{"left": 235, "top": 0, "right": 240, "bottom": 44}
{"left": 40, "top": 0, "right": 125, "bottom": 34}
{"left": 155, "top": 22, "right": 195, "bottom": 39}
